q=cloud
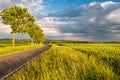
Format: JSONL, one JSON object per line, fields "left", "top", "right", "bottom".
{"left": 0, "top": 22, "right": 11, "bottom": 38}
{"left": 101, "top": 1, "right": 118, "bottom": 8}
{"left": 0, "top": 0, "right": 45, "bottom": 14}
{"left": 36, "top": 1, "right": 120, "bottom": 41}
{"left": 0, "top": 23, "right": 11, "bottom": 33}
{"left": 106, "top": 8, "right": 120, "bottom": 24}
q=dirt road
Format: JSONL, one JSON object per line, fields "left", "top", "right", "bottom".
{"left": 0, "top": 45, "right": 51, "bottom": 79}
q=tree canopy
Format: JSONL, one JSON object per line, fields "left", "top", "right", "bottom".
{"left": 1, "top": 6, "right": 35, "bottom": 33}
{"left": 0, "top": 6, "right": 45, "bottom": 47}
{"left": 24, "top": 23, "right": 45, "bottom": 43}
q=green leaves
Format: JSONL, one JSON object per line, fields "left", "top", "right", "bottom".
{"left": 1, "top": 6, "right": 35, "bottom": 33}
{"left": 24, "top": 23, "right": 45, "bottom": 43}
{"left": 0, "top": 6, "right": 45, "bottom": 47}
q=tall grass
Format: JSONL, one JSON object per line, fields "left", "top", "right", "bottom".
{"left": 70, "top": 44, "right": 120, "bottom": 76}
{"left": 8, "top": 44, "right": 120, "bottom": 80}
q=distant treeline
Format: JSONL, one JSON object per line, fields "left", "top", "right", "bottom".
{"left": 45, "top": 40, "right": 120, "bottom": 44}
{"left": 1, "top": 39, "right": 120, "bottom": 44}
{"left": 0, "top": 39, "right": 31, "bottom": 44}
{"left": 58, "top": 41, "right": 120, "bottom": 44}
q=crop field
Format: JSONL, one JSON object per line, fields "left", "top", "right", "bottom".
{"left": 8, "top": 43, "right": 120, "bottom": 80}
{"left": 0, "top": 44, "right": 43, "bottom": 56}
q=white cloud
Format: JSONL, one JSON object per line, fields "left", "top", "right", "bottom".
{"left": 89, "top": 2, "right": 97, "bottom": 6}
{"left": 101, "top": 1, "right": 116, "bottom": 8}
{"left": 0, "top": 22, "right": 11, "bottom": 39}
{"left": 89, "top": 17, "right": 96, "bottom": 23}
{"left": 42, "top": 27, "right": 60, "bottom": 36}
{"left": 0, "top": 0, "right": 11, "bottom": 4}
{"left": 0, "top": 0, "right": 45, "bottom": 14}
{"left": 106, "top": 8, "right": 120, "bottom": 23}
{"left": 37, "top": 17, "right": 76, "bottom": 28}
{"left": 21, "top": 0, "right": 27, "bottom": 2}
{"left": 17, "top": 3, "right": 26, "bottom": 8}
{"left": 0, "top": 23, "right": 11, "bottom": 33}
{"left": 19, "top": 0, "right": 45, "bottom": 13}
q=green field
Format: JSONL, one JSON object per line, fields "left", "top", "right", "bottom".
{"left": 0, "top": 44, "right": 43, "bottom": 56}
{"left": 8, "top": 43, "right": 120, "bottom": 80}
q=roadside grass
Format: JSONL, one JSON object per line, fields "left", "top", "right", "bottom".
{"left": 8, "top": 44, "right": 120, "bottom": 80}
{"left": 0, "top": 44, "right": 43, "bottom": 56}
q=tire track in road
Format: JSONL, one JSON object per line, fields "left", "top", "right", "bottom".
{"left": 0, "top": 45, "right": 51, "bottom": 79}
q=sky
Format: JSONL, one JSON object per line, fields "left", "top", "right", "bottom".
{"left": 0, "top": 0, "right": 120, "bottom": 41}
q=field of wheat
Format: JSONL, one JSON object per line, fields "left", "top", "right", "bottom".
{"left": 8, "top": 43, "right": 120, "bottom": 80}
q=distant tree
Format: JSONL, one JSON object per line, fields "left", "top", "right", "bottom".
{"left": 0, "top": 6, "right": 35, "bottom": 47}
{"left": 33, "top": 25, "right": 45, "bottom": 43}
{"left": 24, "top": 23, "right": 45, "bottom": 44}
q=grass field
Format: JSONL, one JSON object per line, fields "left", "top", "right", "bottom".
{"left": 8, "top": 43, "right": 120, "bottom": 80}
{"left": 0, "top": 44, "right": 43, "bottom": 56}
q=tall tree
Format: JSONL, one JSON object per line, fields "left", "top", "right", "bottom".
{"left": 0, "top": 6, "right": 35, "bottom": 47}
{"left": 24, "top": 23, "right": 45, "bottom": 44}
{"left": 33, "top": 25, "right": 45, "bottom": 43}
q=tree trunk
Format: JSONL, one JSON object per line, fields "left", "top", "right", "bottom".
{"left": 31, "top": 38, "right": 34, "bottom": 45}
{"left": 12, "top": 33, "right": 15, "bottom": 48}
